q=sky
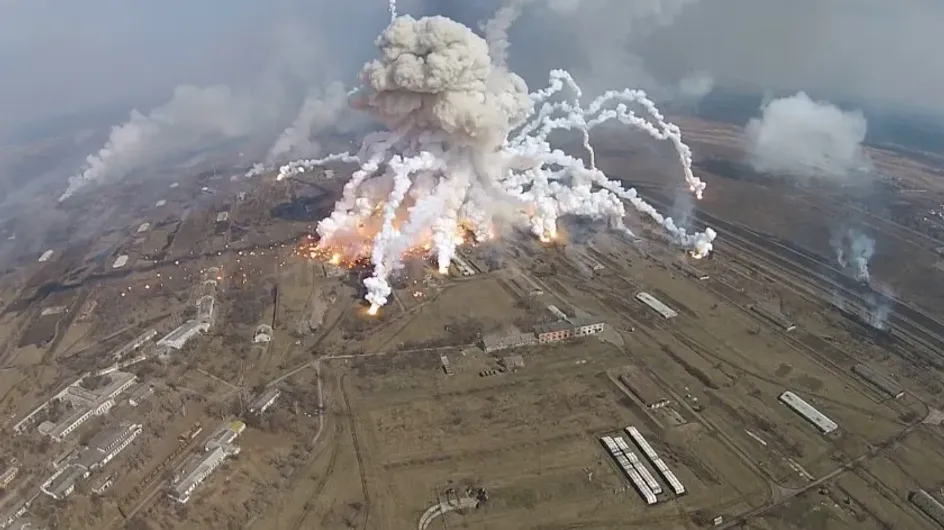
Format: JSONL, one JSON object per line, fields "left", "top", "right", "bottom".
{"left": 2, "top": 0, "right": 943, "bottom": 139}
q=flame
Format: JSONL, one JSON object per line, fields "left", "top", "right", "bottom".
{"left": 329, "top": 253, "right": 341, "bottom": 265}
{"left": 367, "top": 304, "right": 379, "bottom": 316}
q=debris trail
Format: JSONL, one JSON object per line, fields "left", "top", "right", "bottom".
{"left": 280, "top": 14, "right": 716, "bottom": 313}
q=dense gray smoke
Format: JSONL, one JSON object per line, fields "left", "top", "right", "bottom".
{"left": 280, "top": 13, "right": 714, "bottom": 312}
{"left": 355, "top": 15, "right": 531, "bottom": 149}
{"left": 745, "top": 92, "right": 869, "bottom": 179}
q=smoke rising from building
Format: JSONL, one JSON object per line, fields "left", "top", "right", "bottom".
{"left": 279, "top": 12, "right": 715, "bottom": 312}
{"left": 745, "top": 92, "right": 869, "bottom": 179}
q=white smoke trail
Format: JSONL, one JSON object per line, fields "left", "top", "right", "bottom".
{"left": 388, "top": 0, "right": 397, "bottom": 22}
{"left": 61, "top": 85, "right": 258, "bottom": 200}
{"left": 830, "top": 227, "right": 875, "bottom": 282}
{"left": 280, "top": 15, "right": 716, "bottom": 312}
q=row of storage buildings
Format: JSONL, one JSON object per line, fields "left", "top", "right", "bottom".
{"left": 481, "top": 315, "right": 605, "bottom": 353}
{"left": 601, "top": 426, "right": 686, "bottom": 505}
{"left": 40, "top": 422, "right": 143, "bottom": 500}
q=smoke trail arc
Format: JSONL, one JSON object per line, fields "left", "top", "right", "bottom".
{"left": 280, "top": 13, "right": 716, "bottom": 314}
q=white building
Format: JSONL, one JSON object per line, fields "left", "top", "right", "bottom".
{"left": 204, "top": 420, "right": 246, "bottom": 452}
{"left": 168, "top": 445, "right": 239, "bottom": 504}
{"left": 779, "top": 391, "right": 838, "bottom": 434}
{"left": 38, "top": 250, "right": 54, "bottom": 263}
{"left": 568, "top": 317, "right": 605, "bottom": 337}
{"left": 77, "top": 423, "right": 142, "bottom": 471}
{"left": 636, "top": 292, "right": 678, "bottom": 319}
{"left": 157, "top": 320, "right": 210, "bottom": 350}
{"left": 41, "top": 465, "right": 88, "bottom": 500}
{"left": 41, "top": 371, "right": 136, "bottom": 441}
{"left": 249, "top": 389, "right": 280, "bottom": 414}
{"left": 136, "top": 222, "right": 150, "bottom": 233}
{"left": 112, "top": 255, "right": 129, "bottom": 269}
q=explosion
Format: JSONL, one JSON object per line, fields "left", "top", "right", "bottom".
{"left": 279, "top": 9, "right": 716, "bottom": 313}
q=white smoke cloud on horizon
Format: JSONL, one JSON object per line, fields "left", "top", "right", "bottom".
{"left": 744, "top": 92, "right": 870, "bottom": 179}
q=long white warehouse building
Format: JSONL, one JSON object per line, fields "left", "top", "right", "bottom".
{"left": 601, "top": 436, "right": 656, "bottom": 505}
{"left": 625, "top": 426, "right": 686, "bottom": 496}
{"left": 635, "top": 292, "right": 678, "bottom": 319}
{"left": 779, "top": 391, "right": 838, "bottom": 434}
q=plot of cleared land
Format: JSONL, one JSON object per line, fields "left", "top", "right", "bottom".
{"left": 317, "top": 339, "right": 770, "bottom": 529}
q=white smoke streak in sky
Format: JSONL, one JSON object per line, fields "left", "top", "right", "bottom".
{"left": 278, "top": 11, "right": 716, "bottom": 313}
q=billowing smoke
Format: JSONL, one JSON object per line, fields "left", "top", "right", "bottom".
{"left": 745, "top": 92, "right": 869, "bottom": 179}
{"left": 265, "top": 81, "right": 355, "bottom": 163}
{"left": 59, "top": 85, "right": 262, "bottom": 200}
{"left": 280, "top": 12, "right": 715, "bottom": 313}
{"left": 830, "top": 227, "right": 875, "bottom": 282}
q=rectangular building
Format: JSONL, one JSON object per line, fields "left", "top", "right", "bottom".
{"left": 911, "top": 489, "right": 944, "bottom": 527}
{"left": 38, "top": 250, "right": 54, "bottom": 263}
{"left": 852, "top": 364, "right": 904, "bottom": 399}
{"left": 45, "top": 407, "right": 94, "bottom": 442}
{"left": 779, "top": 391, "right": 838, "bottom": 434}
{"left": 41, "top": 465, "right": 88, "bottom": 500}
{"left": 90, "top": 474, "right": 114, "bottom": 495}
{"left": 533, "top": 321, "right": 574, "bottom": 343}
{"left": 168, "top": 445, "right": 239, "bottom": 504}
{"left": 112, "top": 255, "right": 129, "bottom": 269}
{"left": 0, "top": 467, "right": 17, "bottom": 488}
{"left": 636, "top": 292, "right": 678, "bottom": 319}
{"left": 249, "top": 388, "right": 281, "bottom": 414}
{"left": 128, "top": 384, "right": 155, "bottom": 406}
{"left": 750, "top": 304, "right": 796, "bottom": 332}
{"left": 568, "top": 317, "right": 605, "bottom": 337}
{"left": 204, "top": 420, "right": 246, "bottom": 452}
{"left": 157, "top": 320, "right": 210, "bottom": 350}
{"left": 625, "top": 426, "right": 686, "bottom": 496}
{"left": 612, "top": 436, "right": 663, "bottom": 495}
{"left": 0, "top": 499, "right": 30, "bottom": 528}
{"left": 481, "top": 332, "right": 536, "bottom": 353}
{"left": 600, "top": 437, "right": 656, "bottom": 505}
{"left": 620, "top": 370, "right": 671, "bottom": 409}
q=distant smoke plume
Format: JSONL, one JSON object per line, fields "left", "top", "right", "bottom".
{"left": 60, "top": 85, "right": 266, "bottom": 200}
{"left": 830, "top": 227, "right": 875, "bottom": 282}
{"left": 265, "top": 81, "right": 356, "bottom": 164}
{"left": 745, "top": 92, "right": 869, "bottom": 179}
{"left": 676, "top": 71, "right": 714, "bottom": 101}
